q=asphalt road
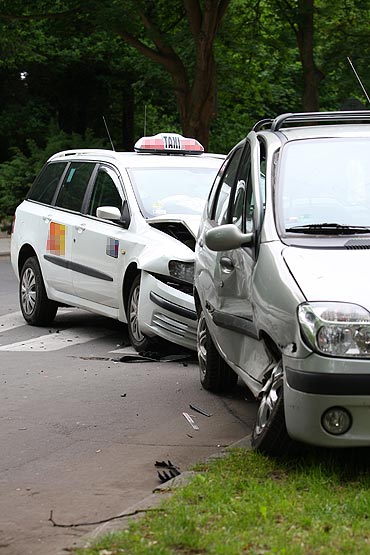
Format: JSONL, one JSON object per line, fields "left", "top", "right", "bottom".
{"left": 0, "top": 257, "right": 257, "bottom": 555}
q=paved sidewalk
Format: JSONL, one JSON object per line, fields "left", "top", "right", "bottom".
{"left": 75, "top": 436, "right": 252, "bottom": 554}
{"left": 0, "top": 232, "right": 10, "bottom": 257}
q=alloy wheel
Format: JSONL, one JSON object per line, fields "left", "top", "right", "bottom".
{"left": 197, "top": 312, "right": 207, "bottom": 379}
{"left": 129, "top": 284, "right": 144, "bottom": 342}
{"left": 254, "top": 363, "right": 283, "bottom": 437}
{"left": 21, "top": 267, "right": 37, "bottom": 316}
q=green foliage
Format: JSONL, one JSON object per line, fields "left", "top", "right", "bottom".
{"left": 0, "top": 122, "right": 108, "bottom": 230}
{"left": 1, "top": 0, "right": 370, "bottom": 202}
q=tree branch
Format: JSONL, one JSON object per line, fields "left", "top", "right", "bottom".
{"left": 184, "top": 0, "right": 202, "bottom": 39}
{"left": 48, "top": 507, "right": 164, "bottom": 528}
{"left": 117, "top": 28, "right": 178, "bottom": 70}
{"left": 217, "top": 0, "right": 232, "bottom": 26}
{"left": 138, "top": 9, "right": 174, "bottom": 55}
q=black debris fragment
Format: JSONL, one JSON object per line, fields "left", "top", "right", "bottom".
{"left": 117, "top": 350, "right": 195, "bottom": 364}
{"left": 118, "top": 353, "right": 158, "bottom": 363}
{"left": 189, "top": 403, "right": 212, "bottom": 417}
{"left": 155, "top": 460, "right": 181, "bottom": 483}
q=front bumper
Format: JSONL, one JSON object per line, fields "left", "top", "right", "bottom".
{"left": 138, "top": 271, "right": 197, "bottom": 350}
{"left": 284, "top": 353, "right": 370, "bottom": 447}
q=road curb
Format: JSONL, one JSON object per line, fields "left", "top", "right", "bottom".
{"left": 73, "top": 435, "right": 252, "bottom": 552}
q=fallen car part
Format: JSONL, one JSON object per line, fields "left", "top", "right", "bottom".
{"left": 155, "top": 460, "right": 181, "bottom": 483}
{"left": 189, "top": 403, "right": 212, "bottom": 417}
{"left": 182, "top": 412, "right": 199, "bottom": 430}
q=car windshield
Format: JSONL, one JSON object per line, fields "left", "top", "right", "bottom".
{"left": 278, "top": 137, "right": 370, "bottom": 233}
{"left": 128, "top": 166, "right": 219, "bottom": 218}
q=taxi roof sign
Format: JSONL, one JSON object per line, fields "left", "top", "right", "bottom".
{"left": 134, "top": 133, "right": 204, "bottom": 155}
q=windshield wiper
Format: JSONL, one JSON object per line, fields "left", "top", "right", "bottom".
{"left": 286, "top": 223, "right": 370, "bottom": 235}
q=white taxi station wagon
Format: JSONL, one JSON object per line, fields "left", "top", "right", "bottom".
{"left": 194, "top": 111, "right": 370, "bottom": 454}
{"left": 11, "top": 133, "right": 224, "bottom": 351}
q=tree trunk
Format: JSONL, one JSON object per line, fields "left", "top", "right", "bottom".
{"left": 295, "top": 0, "right": 324, "bottom": 111}
{"left": 117, "top": 0, "right": 230, "bottom": 150}
{"left": 121, "top": 85, "right": 135, "bottom": 151}
{"left": 176, "top": 50, "right": 216, "bottom": 150}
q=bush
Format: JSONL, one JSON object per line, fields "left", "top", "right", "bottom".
{"left": 0, "top": 121, "right": 108, "bottom": 231}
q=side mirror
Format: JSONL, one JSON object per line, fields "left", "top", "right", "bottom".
{"left": 96, "top": 201, "right": 131, "bottom": 229}
{"left": 205, "top": 224, "right": 253, "bottom": 251}
{"left": 96, "top": 206, "right": 121, "bottom": 220}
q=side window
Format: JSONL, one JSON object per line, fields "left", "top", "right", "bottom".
{"left": 27, "top": 162, "right": 67, "bottom": 204}
{"left": 55, "top": 162, "right": 95, "bottom": 212}
{"left": 259, "top": 139, "right": 266, "bottom": 209}
{"left": 88, "top": 168, "right": 123, "bottom": 217}
{"left": 212, "top": 148, "right": 243, "bottom": 225}
{"left": 230, "top": 143, "right": 254, "bottom": 233}
{"left": 206, "top": 159, "right": 227, "bottom": 218}
{"left": 232, "top": 181, "right": 246, "bottom": 230}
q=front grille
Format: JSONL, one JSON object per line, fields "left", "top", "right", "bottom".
{"left": 150, "top": 272, "right": 193, "bottom": 295}
{"left": 345, "top": 239, "right": 370, "bottom": 250}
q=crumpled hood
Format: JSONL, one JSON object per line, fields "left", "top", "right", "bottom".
{"left": 146, "top": 214, "right": 201, "bottom": 237}
{"left": 283, "top": 246, "right": 370, "bottom": 307}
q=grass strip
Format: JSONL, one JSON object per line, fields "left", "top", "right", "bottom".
{"left": 75, "top": 447, "right": 370, "bottom": 555}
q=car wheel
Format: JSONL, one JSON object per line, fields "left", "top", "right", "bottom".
{"left": 251, "top": 361, "right": 293, "bottom": 456}
{"left": 127, "top": 274, "right": 156, "bottom": 352}
{"left": 19, "top": 256, "right": 58, "bottom": 325}
{"left": 197, "top": 309, "right": 237, "bottom": 392}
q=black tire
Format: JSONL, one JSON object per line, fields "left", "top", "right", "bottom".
{"left": 127, "top": 274, "right": 157, "bottom": 352}
{"left": 197, "top": 309, "right": 238, "bottom": 392}
{"left": 251, "top": 361, "right": 294, "bottom": 456}
{"left": 19, "top": 256, "right": 58, "bottom": 326}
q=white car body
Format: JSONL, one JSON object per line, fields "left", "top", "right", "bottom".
{"left": 11, "top": 135, "right": 225, "bottom": 351}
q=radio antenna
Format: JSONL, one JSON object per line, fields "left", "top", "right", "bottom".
{"left": 143, "top": 105, "right": 147, "bottom": 136}
{"left": 102, "top": 116, "right": 115, "bottom": 151}
{"left": 347, "top": 56, "right": 370, "bottom": 105}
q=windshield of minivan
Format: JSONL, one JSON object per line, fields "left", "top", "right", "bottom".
{"left": 278, "top": 138, "right": 370, "bottom": 233}
{"left": 128, "top": 166, "right": 219, "bottom": 218}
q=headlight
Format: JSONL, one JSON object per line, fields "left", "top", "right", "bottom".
{"left": 298, "top": 302, "right": 370, "bottom": 357}
{"left": 168, "top": 261, "right": 194, "bottom": 284}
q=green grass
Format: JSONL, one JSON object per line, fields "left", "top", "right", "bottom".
{"left": 75, "top": 447, "right": 370, "bottom": 555}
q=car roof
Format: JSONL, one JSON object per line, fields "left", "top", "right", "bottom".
{"left": 47, "top": 149, "right": 225, "bottom": 168}
{"left": 261, "top": 123, "right": 370, "bottom": 142}
{"left": 254, "top": 110, "right": 370, "bottom": 143}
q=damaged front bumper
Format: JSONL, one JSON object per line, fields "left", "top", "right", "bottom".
{"left": 284, "top": 353, "right": 370, "bottom": 447}
{"left": 138, "top": 271, "right": 197, "bottom": 350}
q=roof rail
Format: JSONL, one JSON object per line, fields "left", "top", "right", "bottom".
{"left": 271, "top": 110, "right": 370, "bottom": 132}
{"left": 253, "top": 118, "right": 273, "bottom": 132}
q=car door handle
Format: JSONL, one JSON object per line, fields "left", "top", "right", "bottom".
{"left": 43, "top": 214, "right": 52, "bottom": 224}
{"left": 220, "top": 257, "right": 234, "bottom": 272}
{"left": 75, "top": 223, "right": 86, "bottom": 233}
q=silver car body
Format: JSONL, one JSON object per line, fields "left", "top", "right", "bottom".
{"left": 195, "top": 111, "right": 370, "bottom": 449}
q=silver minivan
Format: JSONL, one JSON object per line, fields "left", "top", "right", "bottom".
{"left": 194, "top": 111, "right": 370, "bottom": 455}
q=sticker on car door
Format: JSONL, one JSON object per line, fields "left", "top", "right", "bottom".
{"left": 46, "top": 222, "right": 66, "bottom": 255}
{"left": 106, "top": 238, "right": 119, "bottom": 258}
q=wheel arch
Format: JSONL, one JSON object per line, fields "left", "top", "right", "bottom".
{"left": 122, "top": 262, "right": 140, "bottom": 315}
{"left": 193, "top": 287, "right": 201, "bottom": 317}
{"left": 259, "top": 330, "right": 281, "bottom": 363}
{"left": 17, "top": 244, "right": 38, "bottom": 278}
